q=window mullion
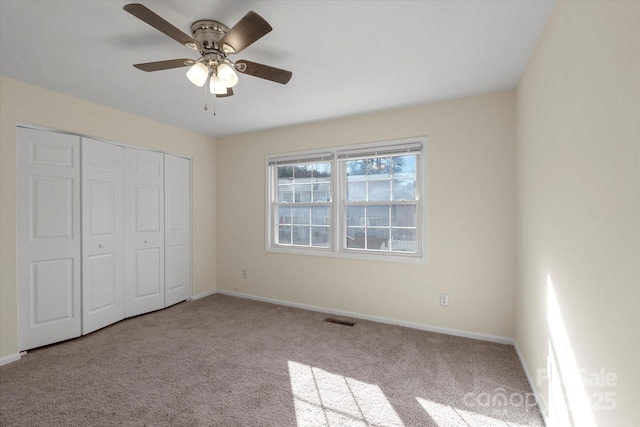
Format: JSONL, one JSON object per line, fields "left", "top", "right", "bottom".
{"left": 337, "top": 158, "right": 344, "bottom": 252}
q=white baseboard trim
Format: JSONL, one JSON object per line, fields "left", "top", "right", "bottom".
{"left": 191, "top": 289, "right": 217, "bottom": 300}
{"left": 216, "top": 289, "right": 514, "bottom": 345}
{"left": 0, "top": 353, "right": 21, "bottom": 366}
{"left": 513, "top": 340, "right": 550, "bottom": 424}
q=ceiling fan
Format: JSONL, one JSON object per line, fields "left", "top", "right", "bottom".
{"left": 123, "top": 3, "right": 292, "bottom": 100}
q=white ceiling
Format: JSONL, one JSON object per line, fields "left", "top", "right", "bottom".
{"left": 0, "top": 0, "right": 555, "bottom": 138}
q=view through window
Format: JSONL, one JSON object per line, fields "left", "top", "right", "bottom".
{"left": 267, "top": 139, "right": 425, "bottom": 261}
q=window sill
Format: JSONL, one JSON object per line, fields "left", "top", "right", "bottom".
{"left": 265, "top": 245, "right": 427, "bottom": 264}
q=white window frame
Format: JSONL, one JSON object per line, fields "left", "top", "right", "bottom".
{"left": 266, "top": 150, "right": 336, "bottom": 253}
{"left": 266, "top": 137, "right": 427, "bottom": 264}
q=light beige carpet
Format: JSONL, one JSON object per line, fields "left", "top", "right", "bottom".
{"left": 0, "top": 294, "right": 544, "bottom": 426}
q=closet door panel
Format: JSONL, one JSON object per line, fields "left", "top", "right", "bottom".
{"left": 124, "top": 148, "right": 165, "bottom": 317}
{"left": 82, "top": 138, "right": 124, "bottom": 334}
{"left": 17, "top": 128, "right": 81, "bottom": 350}
{"left": 135, "top": 185, "right": 161, "bottom": 232}
{"left": 165, "top": 245, "right": 186, "bottom": 291}
{"left": 87, "top": 254, "right": 116, "bottom": 308}
{"left": 135, "top": 247, "right": 161, "bottom": 296}
{"left": 164, "top": 154, "right": 191, "bottom": 306}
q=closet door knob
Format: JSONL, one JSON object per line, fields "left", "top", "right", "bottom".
{"left": 144, "top": 239, "right": 148, "bottom": 243}
{"left": 98, "top": 244, "right": 104, "bottom": 248}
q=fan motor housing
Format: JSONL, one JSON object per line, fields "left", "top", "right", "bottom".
{"left": 191, "top": 20, "right": 228, "bottom": 51}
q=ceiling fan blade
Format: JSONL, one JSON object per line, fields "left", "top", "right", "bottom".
{"left": 219, "top": 11, "right": 272, "bottom": 54}
{"left": 124, "top": 3, "right": 200, "bottom": 50}
{"left": 216, "top": 87, "right": 234, "bottom": 98}
{"left": 235, "top": 60, "right": 292, "bottom": 84}
{"left": 133, "top": 58, "right": 195, "bottom": 72}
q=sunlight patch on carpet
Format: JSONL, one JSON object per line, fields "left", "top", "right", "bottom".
{"left": 288, "top": 361, "right": 404, "bottom": 427}
{"left": 417, "top": 398, "right": 531, "bottom": 427}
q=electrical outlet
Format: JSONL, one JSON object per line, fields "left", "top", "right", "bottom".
{"left": 242, "top": 269, "right": 247, "bottom": 280}
{"left": 440, "top": 293, "right": 449, "bottom": 306}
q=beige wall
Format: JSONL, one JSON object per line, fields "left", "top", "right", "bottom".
{"left": 517, "top": 1, "right": 639, "bottom": 426}
{"left": 216, "top": 90, "right": 517, "bottom": 339}
{"left": 0, "top": 77, "right": 217, "bottom": 359}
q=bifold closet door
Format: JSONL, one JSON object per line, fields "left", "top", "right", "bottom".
{"left": 164, "top": 154, "right": 191, "bottom": 306}
{"left": 123, "top": 148, "right": 165, "bottom": 317}
{"left": 17, "top": 128, "right": 81, "bottom": 350}
{"left": 82, "top": 138, "right": 124, "bottom": 334}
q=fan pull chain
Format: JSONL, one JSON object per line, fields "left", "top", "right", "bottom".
{"left": 212, "top": 68, "right": 217, "bottom": 117}
{"left": 204, "top": 70, "right": 217, "bottom": 117}
{"left": 203, "top": 76, "right": 209, "bottom": 111}
{"left": 212, "top": 90, "right": 217, "bottom": 117}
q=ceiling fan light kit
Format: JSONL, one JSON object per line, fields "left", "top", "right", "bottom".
{"left": 216, "top": 63, "right": 238, "bottom": 87}
{"left": 210, "top": 75, "right": 228, "bottom": 95}
{"left": 186, "top": 62, "right": 209, "bottom": 87}
{"left": 123, "top": 3, "right": 292, "bottom": 110}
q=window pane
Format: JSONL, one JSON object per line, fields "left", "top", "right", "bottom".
{"left": 367, "top": 228, "right": 390, "bottom": 251}
{"left": 312, "top": 226, "right": 330, "bottom": 247}
{"left": 366, "top": 205, "right": 390, "bottom": 226}
{"left": 279, "top": 190, "right": 293, "bottom": 203}
{"left": 291, "top": 207, "right": 310, "bottom": 225}
{"left": 347, "top": 181, "right": 366, "bottom": 201}
{"left": 346, "top": 205, "right": 365, "bottom": 227}
{"left": 391, "top": 205, "right": 416, "bottom": 227}
{"left": 278, "top": 185, "right": 293, "bottom": 203}
{"left": 312, "top": 206, "right": 330, "bottom": 225}
{"left": 313, "top": 182, "right": 331, "bottom": 202}
{"left": 391, "top": 228, "right": 416, "bottom": 252}
{"left": 278, "top": 166, "right": 294, "bottom": 180}
{"left": 368, "top": 180, "right": 391, "bottom": 201}
{"left": 294, "top": 184, "right": 312, "bottom": 202}
{"left": 347, "top": 227, "right": 365, "bottom": 249}
{"left": 392, "top": 155, "right": 416, "bottom": 178}
{"left": 367, "top": 157, "right": 391, "bottom": 178}
{"left": 292, "top": 226, "right": 310, "bottom": 246}
{"left": 346, "top": 160, "right": 367, "bottom": 178}
{"left": 392, "top": 179, "right": 416, "bottom": 201}
{"left": 278, "top": 225, "right": 291, "bottom": 245}
{"left": 278, "top": 206, "right": 292, "bottom": 224}
{"left": 294, "top": 164, "right": 313, "bottom": 179}
{"left": 313, "top": 162, "right": 331, "bottom": 179}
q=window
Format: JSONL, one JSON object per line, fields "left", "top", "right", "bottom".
{"left": 342, "top": 153, "right": 418, "bottom": 253}
{"left": 267, "top": 138, "right": 425, "bottom": 262}
{"left": 269, "top": 153, "right": 334, "bottom": 249}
